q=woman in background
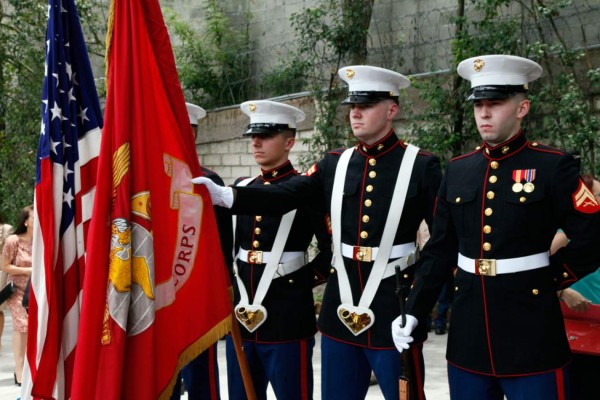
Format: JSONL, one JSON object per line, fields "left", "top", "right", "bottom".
{"left": 0, "top": 212, "right": 14, "bottom": 353}
{"left": 1, "top": 205, "right": 33, "bottom": 386}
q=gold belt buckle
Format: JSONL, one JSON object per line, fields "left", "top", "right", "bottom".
{"left": 247, "top": 250, "right": 263, "bottom": 264}
{"left": 477, "top": 259, "right": 497, "bottom": 276}
{"left": 353, "top": 246, "right": 372, "bottom": 262}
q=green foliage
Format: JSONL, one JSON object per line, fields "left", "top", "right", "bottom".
{"left": 0, "top": 0, "right": 106, "bottom": 222}
{"left": 285, "top": 0, "right": 375, "bottom": 168}
{"left": 165, "top": 1, "right": 252, "bottom": 108}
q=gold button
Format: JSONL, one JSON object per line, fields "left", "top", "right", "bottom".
{"left": 256, "top": 216, "right": 262, "bottom": 222}
{"left": 364, "top": 199, "right": 372, "bottom": 207}
{"left": 501, "top": 146, "right": 510, "bottom": 154}
{"left": 520, "top": 197, "right": 526, "bottom": 203}
{"left": 314, "top": 276, "right": 318, "bottom": 280}
{"left": 330, "top": 268, "right": 336, "bottom": 274}
{"left": 532, "top": 142, "right": 538, "bottom": 147}
{"left": 532, "top": 288, "right": 539, "bottom": 295}
{"left": 289, "top": 279, "right": 294, "bottom": 284}
{"left": 360, "top": 231, "right": 368, "bottom": 239}
{"left": 490, "top": 161, "right": 499, "bottom": 169}
{"left": 486, "top": 191, "right": 495, "bottom": 200}
{"left": 362, "top": 215, "right": 370, "bottom": 223}
{"left": 263, "top": 181, "right": 271, "bottom": 185}
{"left": 455, "top": 197, "right": 461, "bottom": 203}
{"left": 483, "top": 225, "right": 492, "bottom": 234}
{"left": 254, "top": 228, "right": 261, "bottom": 235}
{"left": 366, "top": 185, "right": 374, "bottom": 192}
{"left": 454, "top": 286, "right": 459, "bottom": 291}
{"left": 563, "top": 272, "right": 569, "bottom": 278}
{"left": 403, "top": 273, "right": 409, "bottom": 279}
{"left": 485, "top": 208, "right": 493, "bottom": 216}
{"left": 253, "top": 240, "right": 260, "bottom": 248}
{"left": 369, "top": 171, "right": 376, "bottom": 178}
{"left": 489, "top": 175, "right": 497, "bottom": 184}
{"left": 369, "top": 158, "right": 376, "bottom": 166}
{"left": 476, "top": 146, "right": 481, "bottom": 150}
{"left": 483, "top": 242, "right": 491, "bottom": 251}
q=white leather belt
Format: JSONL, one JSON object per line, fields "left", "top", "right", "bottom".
{"left": 457, "top": 252, "right": 549, "bottom": 276}
{"left": 334, "top": 244, "right": 419, "bottom": 280}
{"left": 341, "top": 242, "right": 416, "bottom": 262}
{"left": 237, "top": 248, "right": 306, "bottom": 278}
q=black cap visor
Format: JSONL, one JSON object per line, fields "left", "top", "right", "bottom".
{"left": 244, "top": 123, "right": 294, "bottom": 137}
{"left": 466, "top": 85, "right": 528, "bottom": 101}
{"left": 341, "top": 91, "right": 398, "bottom": 105}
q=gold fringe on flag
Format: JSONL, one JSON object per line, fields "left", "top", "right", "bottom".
{"left": 158, "top": 315, "right": 232, "bottom": 400}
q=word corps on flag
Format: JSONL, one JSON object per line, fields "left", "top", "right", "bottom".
{"left": 71, "top": 0, "right": 232, "bottom": 399}
{"left": 23, "top": 0, "right": 103, "bottom": 399}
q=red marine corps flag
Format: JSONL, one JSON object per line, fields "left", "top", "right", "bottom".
{"left": 71, "top": 0, "right": 232, "bottom": 398}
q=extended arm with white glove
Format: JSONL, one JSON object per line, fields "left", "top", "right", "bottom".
{"left": 191, "top": 176, "right": 234, "bottom": 208}
{"left": 391, "top": 314, "right": 418, "bottom": 353}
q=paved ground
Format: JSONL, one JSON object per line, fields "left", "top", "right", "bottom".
{"left": 0, "top": 313, "right": 450, "bottom": 399}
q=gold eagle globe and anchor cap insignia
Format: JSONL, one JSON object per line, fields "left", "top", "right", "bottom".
{"left": 473, "top": 58, "right": 485, "bottom": 72}
{"left": 336, "top": 304, "right": 375, "bottom": 336}
{"left": 235, "top": 304, "right": 268, "bottom": 333}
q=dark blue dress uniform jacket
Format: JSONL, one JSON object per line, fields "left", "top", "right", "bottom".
{"left": 406, "top": 132, "right": 600, "bottom": 376}
{"left": 232, "top": 131, "right": 442, "bottom": 348}
{"left": 232, "top": 161, "right": 332, "bottom": 343}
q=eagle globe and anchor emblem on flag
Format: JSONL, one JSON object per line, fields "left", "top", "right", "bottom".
{"left": 106, "top": 191, "right": 156, "bottom": 338}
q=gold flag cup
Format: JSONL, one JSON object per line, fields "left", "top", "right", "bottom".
{"left": 337, "top": 305, "right": 375, "bottom": 336}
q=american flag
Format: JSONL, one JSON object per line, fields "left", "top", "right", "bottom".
{"left": 22, "top": 0, "right": 103, "bottom": 399}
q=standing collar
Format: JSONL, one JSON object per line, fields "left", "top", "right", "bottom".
{"left": 481, "top": 130, "right": 528, "bottom": 159}
{"left": 357, "top": 130, "right": 401, "bottom": 158}
{"left": 260, "top": 160, "right": 297, "bottom": 182}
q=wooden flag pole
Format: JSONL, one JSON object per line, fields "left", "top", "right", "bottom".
{"left": 230, "top": 314, "right": 257, "bottom": 400}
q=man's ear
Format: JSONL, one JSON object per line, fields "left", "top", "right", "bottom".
{"left": 388, "top": 101, "right": 399, "bottom": 120}
{"left": 284, "top": 136, "right": 295, "bottom": 151}
{"left": 517, "top": 99, "right": 530, "bottom": 119}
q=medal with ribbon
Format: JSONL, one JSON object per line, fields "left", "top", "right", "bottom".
{"left": 512, "top": 170, "right": 524, "bottom": 192}
{"left": 523, "top": 169, "right": 536, "bottom": 193}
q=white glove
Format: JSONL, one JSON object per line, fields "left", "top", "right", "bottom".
{"left": 191, "top": 176, "right": 234, "bottom": 208}
{"left": 391, "top": 314, "right": 418, "bottom": 353}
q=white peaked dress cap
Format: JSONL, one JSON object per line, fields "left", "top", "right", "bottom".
{"left": 338, "top": 65, "right": 410, "bottom": 104}
{"left": 186, "top": 102, "right": 207, "bottom": 125}
{"left": 240, "top": 100, "right": 306, "bottom": 136}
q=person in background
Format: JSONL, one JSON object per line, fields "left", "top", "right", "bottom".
{"left": 170, "top": 103, "right": 233, "bottom": 400}
{"left": 551, "top": 173, "right": 600, "bottom": 400}
{"left": 224, "top": 100, "right": 331, "bottom": 400}
{"left": 392, "top": 54, "right": 600, "bottom": 399}
{"left": 0, "top": 213, "right": 14, "bottom": 352}
{"left": 2, "top": 205, "right": 34, "bottom": 386}
{"left": 193, "top": 66, "right": 442, "bottom": 400}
